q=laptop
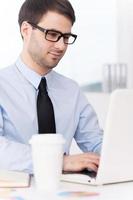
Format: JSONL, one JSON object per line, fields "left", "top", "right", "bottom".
{"left": 61, "top": 89, "right": 133, "bottom": 185}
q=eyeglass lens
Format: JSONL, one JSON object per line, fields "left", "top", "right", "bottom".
{"left": 46, "top": 30, "right": 76, "bottom": 44}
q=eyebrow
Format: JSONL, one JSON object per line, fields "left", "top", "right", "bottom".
{"left": 47, "top": 28, "right": 72, "bottom": 35}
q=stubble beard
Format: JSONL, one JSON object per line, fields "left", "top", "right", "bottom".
{"left": 28, "top": 49, "right": 61, "bottom": 73}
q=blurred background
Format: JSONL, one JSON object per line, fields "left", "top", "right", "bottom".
{"left": 0, "top": 0, "right": 133, "bottom": 93}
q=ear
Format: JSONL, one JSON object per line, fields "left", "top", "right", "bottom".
{"left": 20, "top": 21, "right": 32, "bottom": 40}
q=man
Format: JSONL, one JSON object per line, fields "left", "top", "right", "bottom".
{"left": 0, "top": 0, "right": 102, "bottom": 174}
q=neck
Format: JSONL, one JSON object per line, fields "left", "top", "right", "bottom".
{"left": 20, "top": 52, "right": 51, "bottom": 76}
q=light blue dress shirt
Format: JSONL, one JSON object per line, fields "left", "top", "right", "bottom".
{"left": 0, "top": 58, "right": 103, "bottom": 173}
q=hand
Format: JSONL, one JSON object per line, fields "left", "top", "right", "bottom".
{"left": 63, "top": 152, "right": 100, "bottom": 172}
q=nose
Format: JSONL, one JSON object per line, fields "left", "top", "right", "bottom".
{"left": 54, "top": 36, "right": 67, "bottom": 50}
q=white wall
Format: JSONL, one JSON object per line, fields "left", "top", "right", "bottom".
{"left": 56, "top": 0, "right": 118, "bottom": 85}
{"left": 0, "top": 0, "right": 23, "bottom": 67}
{"left": 117, "top": 0, "right": 133, "bottom": 88}
{"left": 1, "top": 1, "right": 133, "bottom": 88}
{"left": 0, "top": 0, "right": 118, "bottom": 86}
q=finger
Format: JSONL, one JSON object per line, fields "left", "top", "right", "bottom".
{"left": 83, "top": 158, "right": 100, "bottom": 167}
{"left": 85, "top": 163, "right": 98, "bottom": 172}
{"left": 84, "top": 155, "right": 100, "bottom": 166}
{"left": 78, "top": 159, "right": 98, "bottom": 171}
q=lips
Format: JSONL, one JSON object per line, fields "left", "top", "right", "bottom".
{"left": 49, "top": 52, "right": 62, "bottom": 59}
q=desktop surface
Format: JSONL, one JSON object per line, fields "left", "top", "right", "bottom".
{"left": 9, "top": 178, "right": 133, "bottom": 200}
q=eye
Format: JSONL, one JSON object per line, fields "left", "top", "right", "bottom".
{"left": 47, "top": 31, "right": 60, "bottom": 39}
{"left": 64, "top": 34, "right": 71, "bottom": 39}
{"left": 64, "top": 36, "right": 69, "bottom": 40}
{"left": 64, "top": 34, "right": 71, "bottom": 42}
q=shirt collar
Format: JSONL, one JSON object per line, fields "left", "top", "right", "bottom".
{"left": 15, "top": 57, "right": 54, "bottom": 90}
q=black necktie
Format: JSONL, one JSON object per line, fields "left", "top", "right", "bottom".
{"left": 37, "top": 77, "right": 56, "bottom": 133}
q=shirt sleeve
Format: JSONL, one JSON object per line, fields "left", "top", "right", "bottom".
{"left": 74, "top": 91, "right": 103, "bottom": 154}
{"left": 0, "top": 107, "right": 33, "bottom": 174}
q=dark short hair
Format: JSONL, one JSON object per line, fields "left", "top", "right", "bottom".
{"left": 18, "top": 0, "right": 76, "bottom": 28}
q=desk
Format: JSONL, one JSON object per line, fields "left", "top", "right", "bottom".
{"left": 11, "top": 179, "right": 133, "bottom": 200}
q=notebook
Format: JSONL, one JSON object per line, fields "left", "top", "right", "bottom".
{"left": 0, "top": 170, "right": 30, "bottom": 187}
{"left": 61, "top": 89, "right": 133, "bottom": 185}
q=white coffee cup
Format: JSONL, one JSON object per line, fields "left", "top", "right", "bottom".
{"left": 29, "top": 134, "right": 65, "bottom": 192}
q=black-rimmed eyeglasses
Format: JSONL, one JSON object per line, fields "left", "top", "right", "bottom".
{"left": 28, "top": 21, "right": 77, "bottom": 45}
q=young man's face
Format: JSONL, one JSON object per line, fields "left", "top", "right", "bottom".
{"left": 22, "top": 11, "right": 73, "bottom": 74}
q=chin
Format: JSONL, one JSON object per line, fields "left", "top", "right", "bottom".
{"left": 50, "top": 60, "right": 60, "bottom": 68}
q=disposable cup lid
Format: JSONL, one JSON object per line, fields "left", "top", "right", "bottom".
{"left": 29, "top": 133, "right": 65, "bottom": 145}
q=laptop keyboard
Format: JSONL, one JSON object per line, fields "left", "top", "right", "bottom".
{"left": 80, "top": 169, "right": 97, "bottom": 178}
{"left": 63, "top": 169, "right": 97, "bottom": 178}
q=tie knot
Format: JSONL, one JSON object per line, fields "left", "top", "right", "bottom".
{"left": 38, "top": 78, "right": 47, "bottom": 94}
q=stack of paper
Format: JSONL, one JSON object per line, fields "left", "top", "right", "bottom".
{"left": 0, "top": 170, "right": 30, "bottom": 188}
